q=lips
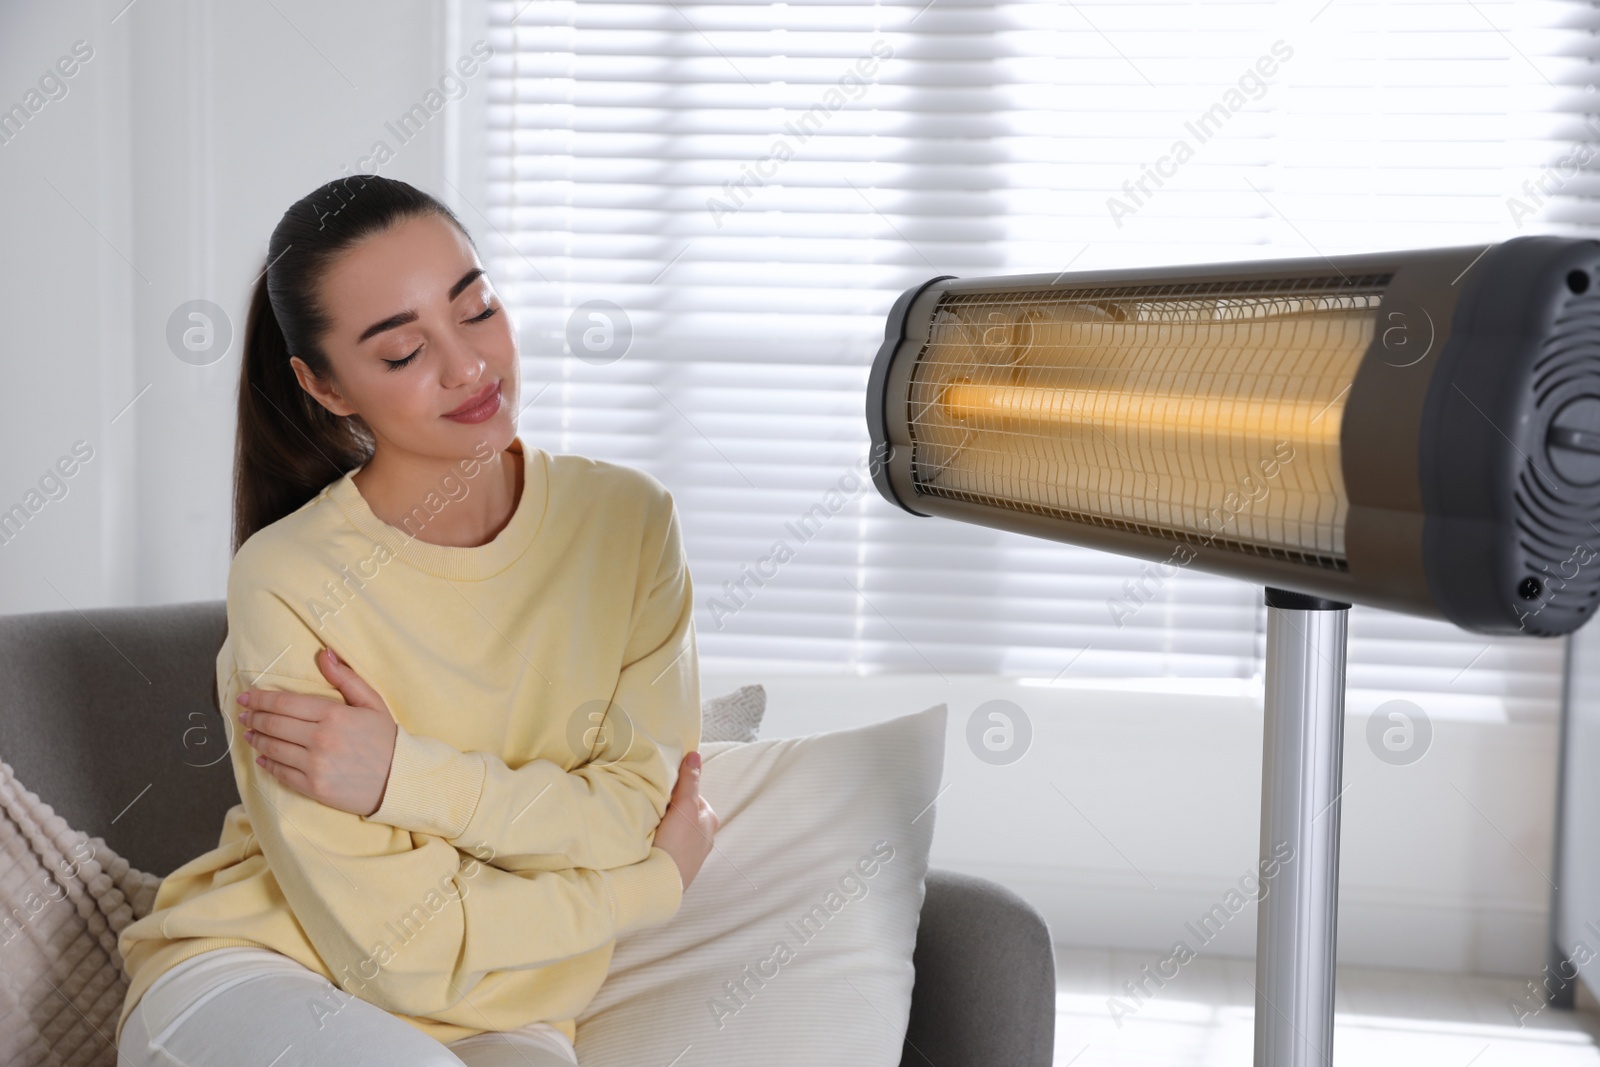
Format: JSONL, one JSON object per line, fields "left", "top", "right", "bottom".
{"left": 445, "top": 381, "right": 499, "bottom": 417}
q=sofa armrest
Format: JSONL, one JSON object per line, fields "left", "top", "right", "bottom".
{"left": 900, "top": 867, "right": 1056, "bottom": 1067}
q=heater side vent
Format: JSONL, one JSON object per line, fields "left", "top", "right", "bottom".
{"left": 904, "top": 274, "right": 1392, "bottom": 570}
{"left": 1414, "top": 236, "right": 1600, "bottom": 636}
{"left": 1513, "top": 292, "right": 1600, "bottom": 632}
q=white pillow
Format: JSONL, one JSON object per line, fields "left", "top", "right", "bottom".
{"left": 575, "top": 703, "right": 949, "bottom": 1066}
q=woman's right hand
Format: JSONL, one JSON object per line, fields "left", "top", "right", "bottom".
{"left": 653, "top": 751, "right": 718, "bottom": 892}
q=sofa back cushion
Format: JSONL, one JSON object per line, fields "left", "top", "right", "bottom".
{"left": 0, "top": 600, "right": 236, "bottom": 879}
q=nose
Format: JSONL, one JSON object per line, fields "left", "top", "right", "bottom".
{"left": 439, "top": 330, "right": 487, "bottom": 389}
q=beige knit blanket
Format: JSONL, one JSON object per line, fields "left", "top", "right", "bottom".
{"left": 0, "top": 756, "right": 163, "bottom": 1067}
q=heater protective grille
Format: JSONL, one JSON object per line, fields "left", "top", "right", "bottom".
{"left": 905, "top": 275, "right": 1391, "bottom": 568}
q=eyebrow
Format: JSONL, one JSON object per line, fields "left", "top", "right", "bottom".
{"left": 357, "top": 268, "right": 487, "bottom": 344}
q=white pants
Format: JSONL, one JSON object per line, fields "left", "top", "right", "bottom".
{"left": 117, "top": 946, "right": 580, "bottom": 1066}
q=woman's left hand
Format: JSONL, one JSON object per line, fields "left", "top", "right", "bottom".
{"left": 236, "top": 647, "right": 398, "bottom": 818}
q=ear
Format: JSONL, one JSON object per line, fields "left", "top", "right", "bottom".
{"left": 290, "top": 355, "right": 357, "bottom": 418}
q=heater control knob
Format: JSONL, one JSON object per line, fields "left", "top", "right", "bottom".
{"left": 1546, "top": 396, "right": 1600, "bottom": 487}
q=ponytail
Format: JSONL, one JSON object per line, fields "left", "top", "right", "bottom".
{"left": 231, "top": 271, "right": 369, "bottom": 556}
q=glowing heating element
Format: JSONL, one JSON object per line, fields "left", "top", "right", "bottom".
{"left": 905, "top": 279, "right": 1389, "bottom": 566}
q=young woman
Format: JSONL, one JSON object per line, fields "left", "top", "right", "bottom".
{"left": 115, "top": 175, "right": 718, "bottom": 1066}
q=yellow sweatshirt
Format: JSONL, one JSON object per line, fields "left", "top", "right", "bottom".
{"left": 116, "top": 434, "right": 698, "bottom": 1049}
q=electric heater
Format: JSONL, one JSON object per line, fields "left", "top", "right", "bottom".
{"left": 865, "top": 234, "right": 1600, "bottom": 1066}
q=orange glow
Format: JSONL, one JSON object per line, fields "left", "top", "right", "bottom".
{"left": 907, "top": 289, "right": 1382, "bottom": 560}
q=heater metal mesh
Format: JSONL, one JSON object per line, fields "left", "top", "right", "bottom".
{"left": 905, "top": 275, "right": 1392, "bottom": 567}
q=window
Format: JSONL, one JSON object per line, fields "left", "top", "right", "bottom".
{"left": 479, "top": 0, "right": 1579, "bottom": 719}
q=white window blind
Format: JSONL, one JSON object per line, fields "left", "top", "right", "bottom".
{"left": 480, "top": 0, "right": 1584, "bottom": 719}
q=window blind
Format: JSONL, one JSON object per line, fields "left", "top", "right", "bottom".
{"left": 480, "top": 0, "right": 1581, "bottom": 719}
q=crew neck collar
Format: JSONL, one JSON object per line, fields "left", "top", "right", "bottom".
{"left": 329, "top": 434, "right": 549, "bottom": 581}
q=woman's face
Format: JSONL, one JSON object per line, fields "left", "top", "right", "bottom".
{"left": 290, "top": 212, "right": 519, "bottom": 462}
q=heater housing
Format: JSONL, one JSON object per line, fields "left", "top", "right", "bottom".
{"left": 866, "top": 235, "right": 1600, "bottom": 637}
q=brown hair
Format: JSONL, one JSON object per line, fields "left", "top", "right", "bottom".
{"left": 231, "top": 174, "right": 475, "bottom": 555}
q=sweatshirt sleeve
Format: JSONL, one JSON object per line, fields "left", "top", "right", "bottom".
{"left": 222, "top": 577, "right": 683, "bottom": 1017}
{"left": 364, "top": 484, "right": 702, "bottom": 874}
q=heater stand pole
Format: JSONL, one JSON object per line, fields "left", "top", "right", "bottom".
{"left": 1254, "top": 586, "right": 1350, "bottom": 1067}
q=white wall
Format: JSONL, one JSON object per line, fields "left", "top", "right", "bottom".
{"left": 0, "top": 3, "right": 136, "bottom": 606}
{"left": 0, "top": 1, "right": 1562, "bottom": 982}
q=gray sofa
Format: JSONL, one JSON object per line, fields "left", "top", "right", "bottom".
{"left": 0, "top": 599, "right": 1057, "bottom": 1066}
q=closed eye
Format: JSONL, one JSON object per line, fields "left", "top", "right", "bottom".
{"left": 383, "top": 305, "right": 500, "bottom": 371}
{"left": 383, "top": 349, "right": 419, "bottom": 371}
